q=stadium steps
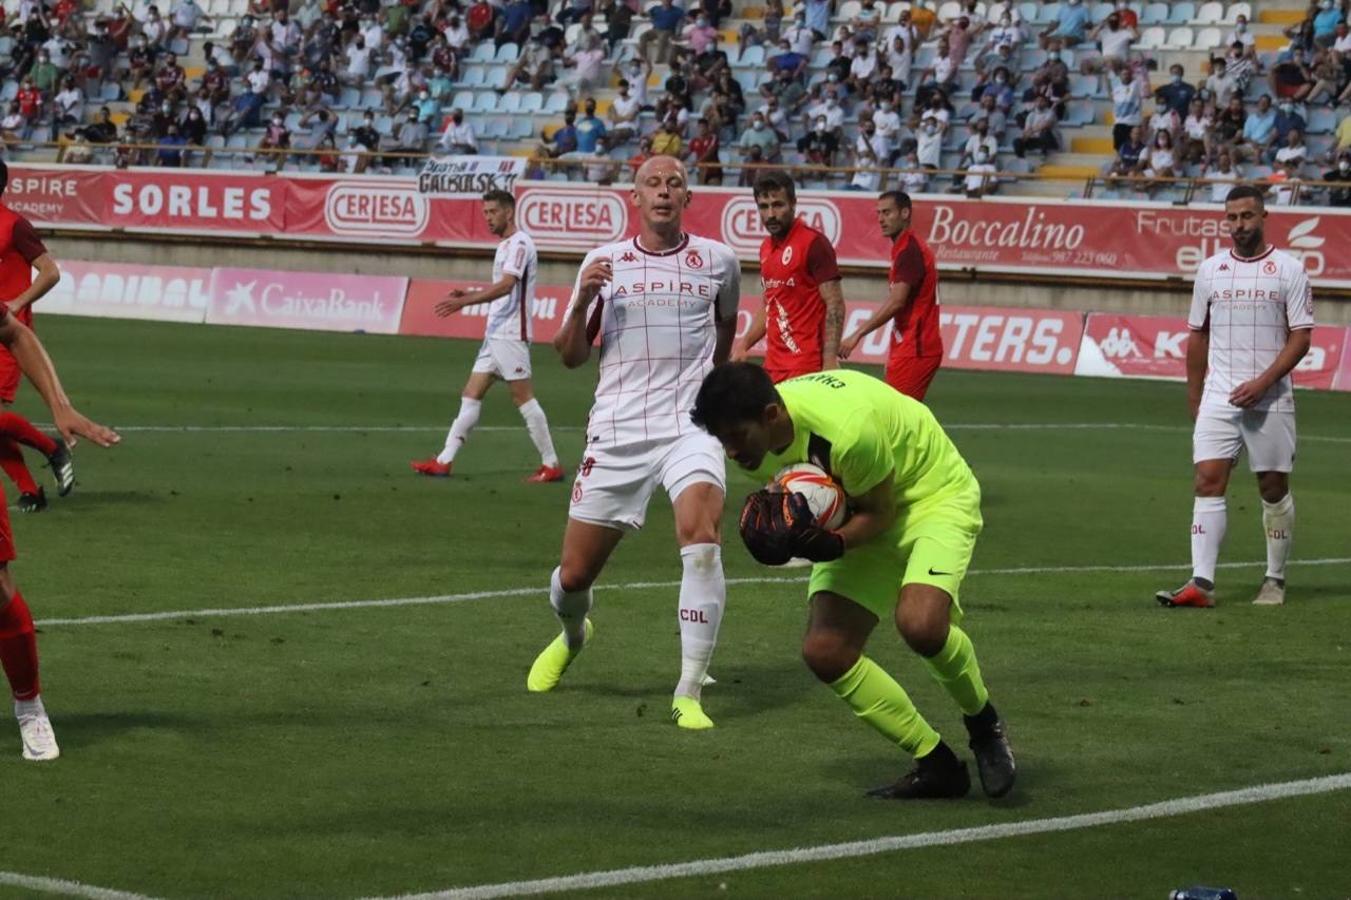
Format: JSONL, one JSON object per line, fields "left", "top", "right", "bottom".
{"left": 1257, "top": 8, "right": 1306, "bottom": 25}
{"left": 1070, "top": 136, "right": 1116, "bottom": 155}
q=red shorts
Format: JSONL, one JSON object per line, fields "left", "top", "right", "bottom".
{"left": 885, "top": 354, "right": 942, "bottom": 401}
{"left": 765, "top": 357, "right": 823, "bottom": 384}
{"left": 0, "top": 350, "right": 19, "bottom": 404}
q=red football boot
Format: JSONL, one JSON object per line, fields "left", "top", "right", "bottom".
{"left": 411, "top": 458, "right": 452, "bottom": 477}
{"left": 1155, "top": 580, "right": 1215, "bottom": 608}
{"left": 525, "top": 464, "right": 566, "bottom": 483}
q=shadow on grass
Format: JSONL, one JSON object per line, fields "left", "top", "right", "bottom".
{"left": 53, "top": 710, "right": 201, "bottom": 749}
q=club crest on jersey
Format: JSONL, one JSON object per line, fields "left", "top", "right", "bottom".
{"left": 781, "top": 245, "right": 794, "bottom": 266}
{"left": 685, "top": 250, "right": 704, "bottom": 269}
{"left": 1263, "top": 260, "right": 1277, "bottom": 275}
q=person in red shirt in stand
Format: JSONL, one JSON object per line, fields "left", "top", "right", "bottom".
{"left": 15, "top": 79, "right": 42, "bottom": 126}
{"left": 839, "top": 191, "right": 943, "bottom": 400}
{"left": 0, "top": 162, "right": 77, "bottom": 512}
{"left": 732, "top": 171, "right": 845, "bottom": 382}
{"left": 687, "top": 117, "right": 723, "bottom": 185}
{"left": 0, "top": 165, "right": 120, "bottom": 762}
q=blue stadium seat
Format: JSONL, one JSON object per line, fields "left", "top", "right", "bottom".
{"left": 509, "top": 118, "right": 535, "bottom": 139}
{"left": 461, "top": 66, "right": 487, "bottom": 87}
{"left": 1165, "top": 2, "right": 1195, "bottom": 24}
{"left": 451, "top": 90, "right": 475, "bottom": 111}
{"left": 543, "top": 92, "right": 570, "bottom": 114}
{"left": 499, "top": 91, "right": 523, "bottom": 113}
{"left": 469, "top": 43, "right": 496, "bottom": 63}
{"left": 496, "top": 43, "right": 519, "bottom": 63}
{"left": 1140, "top": 2, "right": 1168, "bottom": 24}
{"left": 519, "top": 92, "right": 544, "bottom": 113}
{"left": 1306, "top": 107, "right": 1336, "bottom": 134}
{"left": 474, "top": 91, "right": 499, "bottom": 113}
{"left": 485, "top": 67, "right": 509, "bottom": 90}
{"left": 1063, "top": 100, "right": 1095, "bottom": 126}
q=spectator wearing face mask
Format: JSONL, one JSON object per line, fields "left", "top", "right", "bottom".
{"left": 1224, "top": 14, "right": 1256, "bottom": 57}
{"left": 1322, "top": 154, "right": 1351, "bottom": 206}
{"left": 738, "top": 111, "right": 780, "bottom": 162}
{"left": 915, "top": 37, "right": 957, "bottom": 107}
{"left": 385, "top": 110, "right": 429, "bottom": 168}
{"left": 973, "top": 64, "right": 1016, "bottom": 111}
{"left": 1273, "top": 99, "right": 1307, "bottom": 149}
{"left": 796, "top": 115, "right": 838, "bottom": 167}
{"left": 1154, "top": 63, "right": 1196, "bottom": 119}
{"left": 438, "top": 108, "right": 478, "bottom": 155}
{"left": 915, "top": 114, "right": 944, "bottom": 168}
{"left": 1085, "top": 9, "right": 1137, "bottom": 74}
{"left": 1109, "top": 64, "right": 1144, "bottom": 150}
{"left": 255, "top": 112, "right": 290, "bottom": 164}
{"left": 1013, "top": 94, "right": 1058, "bottom": 158}
{"left": 963, "top": 147, "right": 998, "bottom": 197}
{"left": 847, "top": 119, "right": 889, "bottom": 191}
{"left": 956, "top": 116, "right": 997, "bottom": 180}
{"left": 1235, "top": 94, "right": 1277, "bottom": 162}
{"left": 873, "top": 98, "right": 902, "bottom": 158}
{"left": 1312, "top": 0, "right": 1343, "bottom": 49}
{"left": 687, "top": 117, "right": 722, "bottom": 184}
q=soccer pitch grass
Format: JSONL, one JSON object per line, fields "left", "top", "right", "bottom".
{"left": 3, "top": 315, "right": 1349, "bottom": 899}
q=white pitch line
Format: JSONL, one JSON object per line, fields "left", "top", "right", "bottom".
{"left": 0, "top": 871, "right": 155, "bottom": 900}
{"left": 35, "top": 557, "right": 1351, "bottom": 628}
{"left": 380, "top": 772, "right": 1351, "bottom": 900}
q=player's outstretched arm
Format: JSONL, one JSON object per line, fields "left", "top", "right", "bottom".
{"left": 0, "top": 311, "right": 119, "bottom": 449}
{"left": 434, "top": 275, "right": 519, "bottom": 317}
{"left": 840, "top": 280, "right": 911, "bottom": 359}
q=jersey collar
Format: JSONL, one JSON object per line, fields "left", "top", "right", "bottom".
{"left": 633, "top": 233, "right": 690, "bottom": 257}
{"left": 1230, "top": 244, "right": 1274, "bottom": 263}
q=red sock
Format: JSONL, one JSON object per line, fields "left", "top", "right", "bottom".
{"left": 0, "top": 592, "right": 40, "bottom": 701}
{"left": 0, "top": 412, "right": 57, "bottom": 456}
{"left": 0, "top": 438, "right": 38, "bottom": 495}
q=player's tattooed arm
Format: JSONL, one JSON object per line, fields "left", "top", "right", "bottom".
{"left": 819, "top": 278, "right": 845, "bottom": 369}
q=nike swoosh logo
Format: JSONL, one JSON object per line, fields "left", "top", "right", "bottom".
{"left": 928, "top": 568, "right": 953, "bottom": 577}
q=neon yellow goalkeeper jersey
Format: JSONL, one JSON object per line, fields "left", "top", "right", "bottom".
{"left": 749, "top": 369, "right": 978, "bottom": 508}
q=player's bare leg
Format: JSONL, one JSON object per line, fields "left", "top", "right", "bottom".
{"left": 1254, "top": 470, "right": 1292, "bottom": 606}
{"left": 506, "top": 379, "right": 564, "bottom": 484}
{"left": 0, "top": 566, "right": 56, "bottom": 761}
{"left": 527, "top": 518, "right": 624, "bottom": 692}
{"left": 412, "top": 373, "right": 494, "bottom": 477}
{"left": 670, "top": 481, "right": 725, "bottom": 730}
{"left": 1157, "top": 458, "right": 1230, "bottom": 608}
{"left": 801, "top": 591, "right": 966, "bottom": 799}
{"left": 898, "top": 583, "right": 1014, "bottom": 798}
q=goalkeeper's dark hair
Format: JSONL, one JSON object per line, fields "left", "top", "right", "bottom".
{"left": 691, "top": 362, "right": 781, "bottom": 434}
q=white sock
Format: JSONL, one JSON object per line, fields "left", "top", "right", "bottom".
{"left": 675, "top": 543, "right": 725, "bottom": 701}
{"left": 518, "top": 398, "right": 559, "bottom": 468}
{"left": 14, "top": 695, "right": 44, "bottom": 719}
{"left": 436, "top": 397, "right": 481, "bottom": 465}
{"left": 550, "top": 566, "right": 592, "bottom": 650}
{"left": 1262, "top": 493, "right": 1294, "bottom": 582}
{"left": 1191, "top": 496, "right": 1227, "bottom": 586}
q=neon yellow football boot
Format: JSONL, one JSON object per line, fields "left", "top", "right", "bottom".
{"left": 671, "top": 696, "right": 715, "bottom": 730}
{"left": 526, "top": 619, "right": 593, "bottom": 692}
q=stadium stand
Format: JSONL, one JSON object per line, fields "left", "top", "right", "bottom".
{"left": 1, "top": 0, "right": 1347, "bottom": 204}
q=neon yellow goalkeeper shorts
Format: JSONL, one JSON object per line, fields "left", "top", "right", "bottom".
{"left": 807, "top": 482, "right": 983, "bottom": 622}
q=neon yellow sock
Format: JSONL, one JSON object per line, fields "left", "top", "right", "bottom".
{"left": 922, "top": 625, "right": 990, "bottom": 717}
{"left": 829, "top": 656, "right": 940, "bottom": 758}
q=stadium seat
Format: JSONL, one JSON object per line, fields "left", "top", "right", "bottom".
{"left": 474, "top": 92, "right": 499, "bottom": 113}
{"left": 1020, "top": 47, "right": 1047, "bottom": 70}
{"left": 1069, "top": 73, "right": 1099, "bottom": 98}
{"left": 1163, "top": 26, "right": 1194, "bottom": 49}
{"left": 881, "top": 3, "right": 903, "bottom": 23}
{"left": 482, "top": 117, "right": 510, "bottom": 140}
{"left": 1194, "top": 1, "right": 1223, "bottom": 24}
{"left": 496, "top": 43, "right": 519, "bottom": 63}
{"left": 461, "top": 66, "right": 486, "bottom": 87}
{"left": 498, "top": 92, "right": 523, "bottom": 113}
{"left": 509, "top": 118, "right": 535, "bottom": 139}
{"left": 733, "top": 71, "right": 758, "bottom": 95}
{"left": 0, "top": 82, "right": 17, "bottom": 102}
{"left": 543, "top": 92, "right": 570, "bottom": 113}
{"left": 1196, "top": 26, "right": 1223, "bottom": 50}
{"left": 1140, "top": 2, "right": 1168, "bottom": 25}
{"left": 735, "top": 45, "right": 765, "bottom": 67}
{"left": 1089, "top": 2, "right": 1114, "bottom": 22}
{"left": 1137, "top": 25, "right": 1165, "bottom": 48}
{"left": 1222, "top": 2, "right": 1252, "bottom": 24}
{"left": 809, "top": 45, "right": 833, "bottom": 68}
{"left": 1034, "top": 2, "right": 1061, "bottom": 24}
{"left": 1063, "top": 100, "right": 1096, "bottom": 126}
{"left": 1306, "top": 107, "right": 1336, "bottom": 134}
{"left": 338, "top": 87, "right": 360, "bottom": 108}
{"left": 1165, "top": 2, "right": 1195, "bottom": 25}
{"left": 451, "top": 90, "right": 475, "bottom": 111}
{"left": 1018, "top": 2, "right": 1038, "bottom": 23}
{"left": 519, "top": 92, "right": 544, "bottom": 113}
{"left": 834, "top": 0, "right": 861, "bottom": 23}
{"left": 936, "top": 0, "right": 962, "bottom": 21}
{"left": 101, "top": 81, "right": 122, "bottom": 101}
{"left": 359, "top": 86, "right": 383, "bottom": 107}
{"left": 485, "top": 68, "right": 509, "bottom": 89}
{"left": 469, "top": 43, "right": 496, "bottom": 63}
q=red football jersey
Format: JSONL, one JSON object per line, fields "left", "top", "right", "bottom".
{"left": 888, "top": 228, "right": 941, "bottom": 360}
{"left": 0, "top": 204, "right": 45, "bottom": 329}
{"left": 758, "top": 217, "right": 841, "bottom": 382}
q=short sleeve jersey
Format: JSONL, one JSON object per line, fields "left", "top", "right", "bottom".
{"left": 889, "top": 229, "right": 942, "bottom": 359}
{"left": 0, "top": 208, "right": 47, "bottom": 328}
{"left": 1188, "top": 245, "right": 1314, "bottom": 413}
{"left": 758, "top": 217, "right": 841, "bottom": 379}
{"left": 746, "top": 369, "right": 977, "bottom": 510}
{"left": 484, "top": 230, "right": 537, "bottom": 341}
{"left": 569, "top": 232, "right": 741, "bottom": 447}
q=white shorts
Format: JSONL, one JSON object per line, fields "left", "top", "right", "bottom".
{"left": 569, "top": 431, "right": 727, "bottom": 532}
{"left": 471, "top": 338, "right": 532, "bottom": 381}
{"left": 1193, "top": 406, "right": 1296, "bottom": 473}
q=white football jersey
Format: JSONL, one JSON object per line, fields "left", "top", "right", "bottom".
{"left": 484, "top": 230, "right": 537, "bottom": 341}
{"left": 1188, "top": 246, "right": 1314, "bottom": 413}
{"left": 568, "top": 233, "right": 741, "bottom": 447}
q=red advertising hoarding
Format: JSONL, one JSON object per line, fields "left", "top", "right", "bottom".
{"left": 15, "top": 165, "right": 1351, "bottom": 287}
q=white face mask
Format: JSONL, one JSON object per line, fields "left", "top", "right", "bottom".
{"left": 753, "top": 120, "right": 765, "bottom": 129}
{"left": 1236, "top": 22, "right": 1247, "bottom": 32}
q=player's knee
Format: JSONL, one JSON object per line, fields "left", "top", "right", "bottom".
{"left": 675, "top": 519, "right": 720, "bottom": 547}
{"left": 1257, "top": 474, "right": 1288, "bottom": 504}
{"left": 801, "top": 632, "right": 858, "bottom": 683}
{"left": 1193, "top": 469, "right": 1228, "bottom": 497}
{"left": 556, "top": 560, "right": 598, "bottom": 593}
{"left": 895, "top": 605, "right": 947, "bottom": 657}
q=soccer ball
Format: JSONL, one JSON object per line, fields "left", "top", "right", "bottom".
{"left": 771, "top": 463, "right": 847, "bottom": 530}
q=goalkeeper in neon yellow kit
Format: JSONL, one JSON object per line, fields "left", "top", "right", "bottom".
{"left": 691, "top": 363, "right": 1015, "bottom": 799}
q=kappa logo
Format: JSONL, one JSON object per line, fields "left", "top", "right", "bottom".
{"left": 685, "top": 250, "right": 704, "bottom": 269}
{"left": 1098, "top": 327, "right": 1142, "bottom": 359}
{"left": 620, "top": 251, "right": 637, "bottom": 263}
{"left": 781, "top": 245, "right": 794, "bottom": 266}
{"left": 1218, "top": 263, "right": 1230, "bottom": 271}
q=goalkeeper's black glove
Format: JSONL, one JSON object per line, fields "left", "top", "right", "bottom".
{"left": 738, "top": 490, "right": 845, "bottom": 566}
